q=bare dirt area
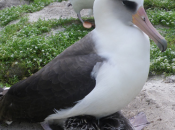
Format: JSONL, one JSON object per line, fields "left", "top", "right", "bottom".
{"left": 0, "top": 0, "right": 29, "bottom": 10}
{"left": 122, "top": 75, "right": 175, "bottom": 130}
{"left": 0, "top": 1, "right": 175, "bottom": 130}
{"left": 28, "top": 1, "right": 91, "bottom": 22}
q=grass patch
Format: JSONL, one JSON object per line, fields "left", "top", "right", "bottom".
{"left": 150, "top": 43, "right": 175, "bottom": 75}
{"left": 0, "top": 0, "right": 55, "bottom": 26}
{"left": 0, "top": 0, "right": 175, "bottom": 86}
{"left": 0, "top": 18, "right": 93, "bottom": 85}
{"left": 147, "top": 9, "right": 175, "bottom": 27}
{"left": 144, "top": 0, "right": 175, "bottom": 10}
{"left": 149, "top": 27, "right": 175, "bottom": 75}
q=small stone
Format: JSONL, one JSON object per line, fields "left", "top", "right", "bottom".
{"left": 157, "top": 118, "right": 162, "bottom": 121}
{"left": 156, "top": 104, "right": 160, "bottom": 108}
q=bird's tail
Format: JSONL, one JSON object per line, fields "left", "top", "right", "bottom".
{"left": 0, "top": 87, "right": 12, "bottom": 123}
{"left": 0, "top": 87, "right": 9, "bottom": 98}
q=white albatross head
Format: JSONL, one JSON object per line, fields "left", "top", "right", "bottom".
{"left": 93, "top": 0, "right": 167, "bottom": 52}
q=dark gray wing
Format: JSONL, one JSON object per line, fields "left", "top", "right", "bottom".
{"left": 0, "top": 32, "right": 104, "bottom": 122}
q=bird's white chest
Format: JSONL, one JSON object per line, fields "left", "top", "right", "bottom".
{"left": 73, "top": 29, "right": 151, "bottom": 117}
{"left": 45, "top": 28, "right": 150, "bottom": 121}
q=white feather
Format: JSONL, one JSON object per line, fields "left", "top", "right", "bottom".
{"left": 45, "top": 0, "right": 150, "bottom": 124}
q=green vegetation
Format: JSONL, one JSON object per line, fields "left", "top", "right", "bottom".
{"left": 0, "top": 0, "right": 55, "bottom": 26}
{"left": 147, "top": 9, "right": 175, "bottom": 27}
{"left": 0, "top": 16, "right": 92, "bottom": 85}
{"left": 144, "top": 0, "right": 175, "bottom": 75}
{"left": 144, "top": 0, "right": 175, "bottom": 10}
{"left": 0, "top": 0, "right": 175, "bottom": 86}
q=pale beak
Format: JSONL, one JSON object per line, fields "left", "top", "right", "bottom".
{"left": 132, "top": 7, "right": 167, "bottom": 52}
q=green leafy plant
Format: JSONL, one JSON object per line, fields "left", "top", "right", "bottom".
{"left": 144, "top": 0, "right": 175, "bottom": 10}
{"left": 147, "top": 9, "right": 175, "bottom": 27}
{"left": 0, "top": 17, "right": 92, "bottom": 85}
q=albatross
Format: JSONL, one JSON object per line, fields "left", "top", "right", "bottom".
{"left": 0, "top": 0, "right": 167, "bottom": 129}
{"left": 68, "top": 0, "right": 95, "bottom": 28}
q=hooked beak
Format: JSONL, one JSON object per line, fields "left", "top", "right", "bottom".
{"left": 132, "top": 7, "right": 167, "bottom": 52}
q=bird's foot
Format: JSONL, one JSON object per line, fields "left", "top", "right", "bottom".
{"left": 77, "top": 13, "right": 94, "bottom": 28}
{"left": 83, "top": 21, "right": 94, "bottom": 29}
{"left": 129, "top": 112, "right": 149, "bottom": 130}
{"left": 64, "top": 115, "right": 99, "bottom": 130}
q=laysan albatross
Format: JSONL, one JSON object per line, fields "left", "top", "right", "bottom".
{"left": 0, "top": 0, "right": 167, "bottom": 129}
{"left": 68, "top": 0, "right": 95, "bottom": 28}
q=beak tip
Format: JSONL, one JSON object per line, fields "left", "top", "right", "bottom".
{"left": 159, "top": 39, "right": 167, "bottom": 52}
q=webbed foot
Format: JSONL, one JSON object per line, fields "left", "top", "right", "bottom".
{"left": 129, "top": 112, "right": 149, "bottom": 130}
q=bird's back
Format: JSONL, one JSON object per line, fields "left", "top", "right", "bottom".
{"left": 0, "top": 32, "right": 104, "bottom": 123}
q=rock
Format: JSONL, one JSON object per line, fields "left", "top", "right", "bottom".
{"left": 0, "top": 0, "right": 29, "bottom": 10}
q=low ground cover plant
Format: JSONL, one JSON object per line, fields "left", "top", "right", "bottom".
{"left": 0, "top": 0, "right": 174, "bottom": 86}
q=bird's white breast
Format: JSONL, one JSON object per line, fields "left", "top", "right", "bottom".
{"left": 45, "top": 26, "right": 150, "bottom": 122}
{"left": 69, "top": 27, "right": 150, "bottom": 118}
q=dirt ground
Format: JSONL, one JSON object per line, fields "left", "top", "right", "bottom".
{"left": 122, "top": 75, "right": 175, "bottom": 130}
{"left": 0, "top": 0, "right": 29, "bottom": 10}
{"left": 0, "top": 1, "right": 175, "bottom": 130}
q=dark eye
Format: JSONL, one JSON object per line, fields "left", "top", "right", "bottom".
{"left": 122, "top": 1, "right": 137, "bottom": 12}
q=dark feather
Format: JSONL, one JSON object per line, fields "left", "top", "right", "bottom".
{"left": 0, "top": 32, "right": 104, "bottom": 122}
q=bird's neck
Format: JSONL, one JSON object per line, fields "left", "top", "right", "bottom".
{"left": 92, "top": 25, "right": 150, "bottom": 64}
{"left": 93, "top": 0, "right": 132, "bottom": 32}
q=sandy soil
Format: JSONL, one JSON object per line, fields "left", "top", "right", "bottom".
{"left": 122, "top": 75, "right": 175, "bottom": 130}
{"left": 0, "top": 1, "right": 175, "bottom": 130}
